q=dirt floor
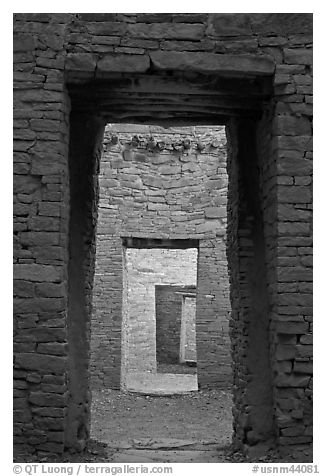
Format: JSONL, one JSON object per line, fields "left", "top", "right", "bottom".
{"left": 91, "top": 388, "right": 232, "bottom": 447}
{"left": 88, "top": 387, "right": 234, "bottom": 462}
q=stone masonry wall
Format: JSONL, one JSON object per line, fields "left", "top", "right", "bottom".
{"left": 91, "top": 124, "right": 232, "bottom": 390}
{"left": 13, "top": 14, "right": 312, "bottom": 458}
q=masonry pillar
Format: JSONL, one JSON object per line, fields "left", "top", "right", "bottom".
{"left": 179, "top": 294, "right": 197, "bottom": 364}
{"left": 226, "top": 117, "right": 275, "bottom": 449}
{"left": 66, "top": 113, "right": 105, "bottom": 450}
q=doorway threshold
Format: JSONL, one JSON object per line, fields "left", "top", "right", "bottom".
{"left": 124, "top": 371, "right": 198, "bottom": 395}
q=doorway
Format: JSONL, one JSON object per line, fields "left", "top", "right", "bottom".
{"left": 67, "top": 70, "right": 275, "bottom": 453}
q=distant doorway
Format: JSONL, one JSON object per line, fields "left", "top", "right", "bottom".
{"left": 121, "top": 243, "right": 199, "bottom": 394}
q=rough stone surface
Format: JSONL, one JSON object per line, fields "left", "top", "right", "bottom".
{"left": 149, "top": 51, "right": 275, "bottom": 75}
{"left": 13, "top": 13, "right": 312, "bottom": 461}
{"left": 97, "top": 54, "right": 150, "bottom": 73}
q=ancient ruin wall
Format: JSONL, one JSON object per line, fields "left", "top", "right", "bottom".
{"left": 13, "top": 14, "right": 312, "bottom": 458}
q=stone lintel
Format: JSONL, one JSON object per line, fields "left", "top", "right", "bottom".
{"left": 65, "top": 53, "right": 98, "bottom": 72}
{"left": 66, "top": 51, "right": 275, "bottom": 77}
{"left": 175, "top": 291, "right": 197, "bottom": 298}
{"left": 150, "top": 51, "right": 275, "bottom": 76}
{"left": 97, "top": 54, "right": 150, "bottom": 73}
{"left": 66, "top": 53, "right": 150, "bottom": 74}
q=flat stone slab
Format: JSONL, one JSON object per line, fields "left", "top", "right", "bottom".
{"left": 124, "top": 372, "right": 198, "bottom": 395}
{"left": 109, "top": 448, "right": 227, "bottom": 463}
{"left": 108, "top": 438, "right": 221, "bottom": 450}
{"left": 97, "top": 54, "right": 150, "bottom": 73}
{"left": 149, "top": 51, "right": 275, "bottom": 76}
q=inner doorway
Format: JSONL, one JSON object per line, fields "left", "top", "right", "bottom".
{"left": 90, "top": 123, "right": 232, "bottom": 392}
{"left": 121, "top": 243, "right": 199, "bottom": 394}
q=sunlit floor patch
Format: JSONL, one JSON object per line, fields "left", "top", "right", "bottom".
{"left": 124, "top": 371, "right": 198, "bottom": 395}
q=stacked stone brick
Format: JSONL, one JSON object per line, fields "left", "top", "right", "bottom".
{"left": 13, "top": 13, "right": 312, "bottom": 460}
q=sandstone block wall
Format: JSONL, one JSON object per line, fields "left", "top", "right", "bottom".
{"left": 13, "top": 13, "right": 312, "bottom": 459}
